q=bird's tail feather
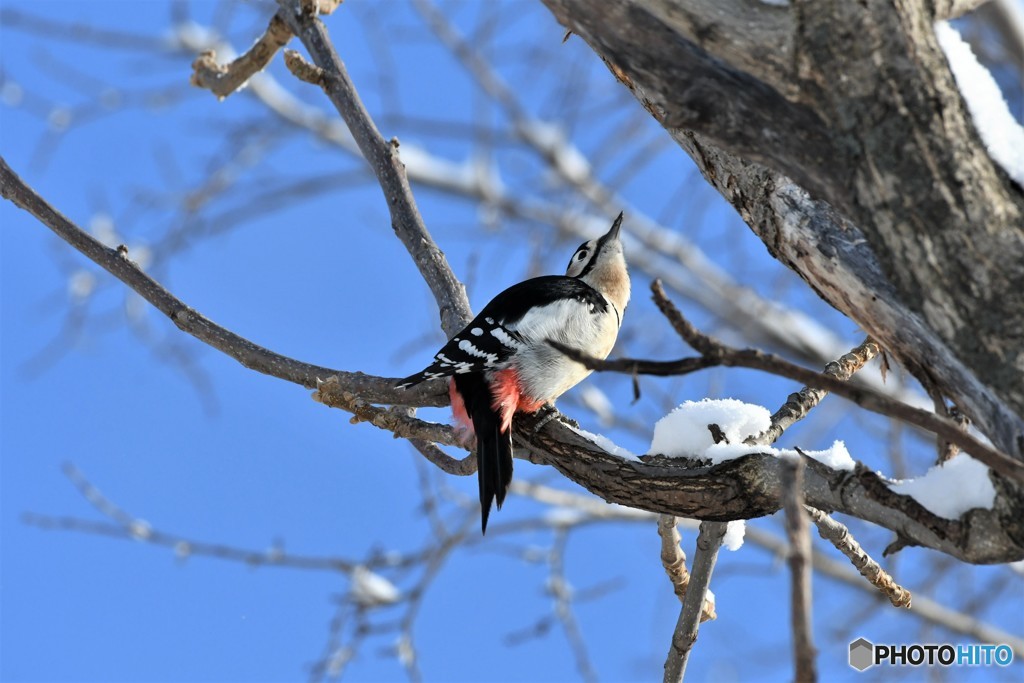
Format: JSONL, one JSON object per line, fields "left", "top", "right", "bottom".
{"left": 455, "top": 374, "right": 514, "bottom": 534}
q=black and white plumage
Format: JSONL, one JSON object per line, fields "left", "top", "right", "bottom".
{"left": 394, "top": 277, "right": 610, "bottom": 389}
{"left": 397, "top": 213, "right": 630, "bottom": 533}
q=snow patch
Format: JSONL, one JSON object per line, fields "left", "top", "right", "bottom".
{"left": 779, "top": 440, "right": 855, "bottom": 472}
{"left": 649, "top": 399, "right": 771, "bottom": 461}
{"left": 723, "top": 520, "right": 746, "bottom": 551}
{"left": 568, "top": 424, "right": 638, "bottom": 460}
{"left": 889, "top": 455, "right": 995, "bottom": 519}
{"left": 350, "top": 566, "right": 401, "bottom": 607}
{"left": 936, "top": 21, "right": 1024, "bottom": 186}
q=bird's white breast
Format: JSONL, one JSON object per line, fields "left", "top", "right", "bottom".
{"left": 502, "top": 297, "right": 620, "bottom": 403}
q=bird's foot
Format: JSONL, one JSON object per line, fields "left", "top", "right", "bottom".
{"left": 532, "top": 403, "right": 578, "bottom": 432}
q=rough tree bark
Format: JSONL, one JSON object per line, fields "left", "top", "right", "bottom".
{"left": 540, "top": 0, "right": 1024, "bottom": 460}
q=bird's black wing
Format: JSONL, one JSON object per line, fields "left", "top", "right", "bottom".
{"left": 395, "top": 276, "right": 606, "bottom": 388}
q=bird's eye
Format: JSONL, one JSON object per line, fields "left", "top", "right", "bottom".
{"left": 577, "top": 250, "right": 588, "bottom": 261}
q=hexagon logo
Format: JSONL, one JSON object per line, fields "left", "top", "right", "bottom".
{"left": 849, "top": 637, "right": 875, "bottom": 671}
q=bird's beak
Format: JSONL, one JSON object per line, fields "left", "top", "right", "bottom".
{"left": 606, "top": 212, "right": 624, "bottom": 241}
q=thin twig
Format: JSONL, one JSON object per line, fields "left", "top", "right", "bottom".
{"left": 275, "top": 0, "right": 472, "bottom": 337}
{"left": 739, "top": 333, "right": 911, "bottom": 611}
{"left": 805, "top": 507, "right": 912, "bottom": 608}
{"left": 782, "top": 458, "right": 817, "bottom": 682}
{"left": 657, "top": 515, "right": 715, "bottom": 620}
{"left": 749, "top": 338, "right": 879, "bottom": 445}
{"left": 190, "top": 13, "right": 293, "bottom": 99}
{"left": 26, "top": 464, "right": 356, "bottom": 573}
{"left": 313, "top": 377, "right": 463, "bottom": 447}
{"left": 410, "top": 439, "right": 476, "bottom": 476}
{"left": 664, "top": 520, "right": 727, "bottom": 683}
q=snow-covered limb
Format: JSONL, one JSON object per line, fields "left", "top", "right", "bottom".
{"left": 519, "top": 410, "right": 1024, "bottom": 564}
{"left": 551, "top": 281, "right": 1024, "bottom": 484}
{"left": 889, "top": 454, "right": 996, "bottom": 519}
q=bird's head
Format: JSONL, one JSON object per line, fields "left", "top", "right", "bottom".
{"left": 565, "top": 212, "right": 630, "bottom": 315}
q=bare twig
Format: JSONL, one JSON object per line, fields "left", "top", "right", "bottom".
{"left": 410, "top": 439, "right": 476, "bottom": 476}
{"left": 190, "top": 13, "right": 293, "bottom": 99}
{"left": 657, "top": 515, "right": 690, "bottom": 603}
{"left": 283, "top": 48, "right": 326, "bottom": 86}
{"left": 313, "top": 376, "right": 462, "bottom": 446}
{"left": 27, "top": 464, "right": 356, "bottom": 573}
{"left": 657, "top": 515, "right": 716, "bottom": 621}
{"left": 664, "top": 520, "right": 727, "bottom": 683}
{"left": 749, "top": 338, "right": 879, "bottom": 445}
{"left": 805, "top": 507, "right": 912, "bottom": 608}
{"left": 782, "top": 458, "right": 817, "bottom": 682}
{"left": 274, "top": 0, "right": 472, "bottom": 336}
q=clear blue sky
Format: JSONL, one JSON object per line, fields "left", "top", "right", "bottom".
{"left": 2, "top": 2, "right": 1022, "bottom": 682}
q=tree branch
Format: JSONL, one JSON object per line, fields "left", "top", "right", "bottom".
{"left": 664, "top": 520, "right": 726, "bottom": 682}
{"left": 5, "top": 159, "right": 1023, "bottom": 564}
{"left": 538, "top": 0, "right": 1024, "bottom": 472}
{"left": 0, "top": 155, "right": 446, "bottom": 410}
{"left": 274, "top": 0, "right": 472, "bottom": 336}
{"left": 657, "top": 515, "right": 716, "bottom": 620}
{"left": 190, "top": 13, "right": 294, "bottom": 99}
{"left": 551, "top": 280, "right": 1024, "bottom": 484}
{"left": 782, "top": 458, "right": 817, "bottom": 682}
{"left": 804, "top": 507, "right": 911, "bottom": 608}
{"left": 749, "top": 338, "right": 880, "bottom": 446}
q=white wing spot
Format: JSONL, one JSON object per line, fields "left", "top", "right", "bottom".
{"left": 485, "top": 317, "right": 495, "bottom": 324}
{"left": 458, "top": 339, "right": 498, "bottom": 364}
{"left": 491, "top": 327, "right": 523, "bottom": 349}
{"left": 471, "top": 327, "right": 483, "bottom": 336}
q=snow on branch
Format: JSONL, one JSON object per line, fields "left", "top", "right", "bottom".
{"left": 936, "top": 21, "right": 1024, "bottom": 186}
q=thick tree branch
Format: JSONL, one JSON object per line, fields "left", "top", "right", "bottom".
{"left": 543, "top": 1, "right": 838, "bottom": 203}
{"left": 540, "top": 0, "right": 1024, "bottom": 459}
{"left": 550, "top": 282, "right": 1024, "bottom": 484}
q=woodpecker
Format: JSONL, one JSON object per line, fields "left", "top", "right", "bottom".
{"left": 397, "top": 213, "right": 630, "bottom": 533}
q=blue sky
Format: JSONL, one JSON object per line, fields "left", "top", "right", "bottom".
{"left": 2, "top": 2, "right": 1022, "bottom": 682}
